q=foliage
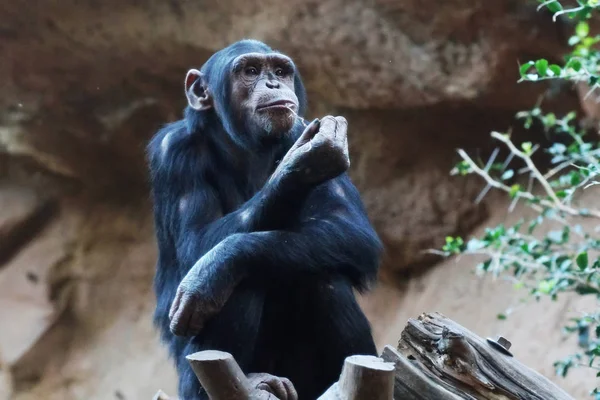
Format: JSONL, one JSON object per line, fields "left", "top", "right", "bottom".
{"left": 439, "top": 1, "right": 600, "bottom": 397}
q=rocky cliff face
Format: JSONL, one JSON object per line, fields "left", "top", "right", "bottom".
{"left": 0, "top": 1, "right": 589, "bottom": 399}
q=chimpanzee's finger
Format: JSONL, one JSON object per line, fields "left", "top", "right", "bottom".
{"left": 281, "top": 377, "right": 298, "bottom": 400}
{"left": 313, "top": 117, "right": 336, "bottom": 145}
{"left": 294, "top": 118, "right": 320, "bottom": 147}
{"left": 169, "top": 295, "right": 194, "bottom": 336}
{"left": 332, "top": 116, "right": 345, "bottom": 142}
{"left": 168, "top": 288, "right": 183, "bottom": 320}
{"left": 262, "top": 377, "right": 288, "bottom": 400}
{"left": 334, "top": 116, "right": 347, "bottom": 136}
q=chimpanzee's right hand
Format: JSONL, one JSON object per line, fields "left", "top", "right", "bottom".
{"left": 168, "top": 255, "right": 235, "bottom": 337}
{"left": 277, "top": 116, "right": 350, "bottom": 186}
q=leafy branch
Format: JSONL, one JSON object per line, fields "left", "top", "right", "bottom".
{"left": 438, "top": 1, "right": 600, "bottom": 397}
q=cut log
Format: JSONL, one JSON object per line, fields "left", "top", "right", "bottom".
{"left": 381, "top": 312, "right": 574, "bottom": 400}
{"left": 318, "top": 355, "right": 395, "bottom": 400}
{"left": 186, "top": 350, "right": 252, "bottom": 400}
{"left": 186, "top": 350, "right": 283, "bottom": 400}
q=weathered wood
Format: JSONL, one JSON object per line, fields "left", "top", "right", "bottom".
{"left": 318, "top": 355, "right": 394, "bottom": 400}
{"left": 186, "top": 350, "right": 285, "bottom": 400}
{"left": 392, "top": 312, "right": 575, "bottom": 400}
{"left": 186, "top": 350, "right": 252, "bottom": 400}
{"left": 167, "top": 313, "right": 577, "bottom": 400}
{"left": 381, "top": 346, "right": 461, "bottom": 400}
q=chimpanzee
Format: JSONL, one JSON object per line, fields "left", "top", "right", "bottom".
{"left": 147, "top": 39, "right": 382, "bottom": 400}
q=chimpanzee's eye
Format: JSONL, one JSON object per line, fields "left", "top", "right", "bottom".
{"left": 245, "top": 67, "right": 259, "bottom": 76}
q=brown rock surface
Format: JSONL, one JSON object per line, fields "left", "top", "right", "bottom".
{"left": 0, "top": 0, "right": 590, "bottom": 399}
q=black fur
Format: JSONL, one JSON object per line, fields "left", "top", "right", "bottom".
{"left": 147, "top": 39, "right": 382, "bottom": 399}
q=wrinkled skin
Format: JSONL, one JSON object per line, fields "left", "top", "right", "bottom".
{"left": 248, "top": 373, "right": 298, "bottom": 400}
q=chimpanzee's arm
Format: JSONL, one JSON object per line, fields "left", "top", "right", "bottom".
{"left": 199, "top": 175, "right": 381, "bottom": 286}
{"left": 148, "top": 120, "right": 335, "bottom": 268}
{"left": 169, "top": 174, "right": 382, "bottom": 336}
{"left": 148, "top": 121, "right": 320, "bottom": 268}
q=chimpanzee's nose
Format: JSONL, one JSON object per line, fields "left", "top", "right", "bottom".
{"left": 266, "top": 80, "right": 280, "bottom": 89}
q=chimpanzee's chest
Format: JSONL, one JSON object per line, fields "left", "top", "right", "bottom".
{"left": 214, "top": 160, "right": 278, "bottom": 213}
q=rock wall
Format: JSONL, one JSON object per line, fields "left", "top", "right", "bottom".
{"left": 0, "top": 1, "right": 592, "bottom": 399}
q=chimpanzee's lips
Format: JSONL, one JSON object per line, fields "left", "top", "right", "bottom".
{"left": 257, "top": 100, "right": 296, "bottom": 110}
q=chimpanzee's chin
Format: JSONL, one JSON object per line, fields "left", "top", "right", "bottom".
{"left": 257, "top": 117, "right": 293, "bottom": 138}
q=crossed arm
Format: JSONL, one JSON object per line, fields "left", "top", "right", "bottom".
{"left": 150, "top": 116, "right": 381, "bottom": 336}
{"left": 169, "top": 176, "right": 381, "bottom": 336}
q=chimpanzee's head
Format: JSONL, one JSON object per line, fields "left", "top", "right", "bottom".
{"left": 184, "top": 40, "right": 307, "bottom": 148}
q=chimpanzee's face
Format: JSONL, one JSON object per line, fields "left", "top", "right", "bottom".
{"left": 229, "top": 52, "right": 299, "bottom": 138}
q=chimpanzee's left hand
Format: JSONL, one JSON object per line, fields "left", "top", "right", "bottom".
{"left": 248, "top": 373, "right": 298, "bottom": 400}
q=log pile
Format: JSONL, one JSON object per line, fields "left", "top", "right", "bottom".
{"left": 155, "top": 313, "right": 575, "bottom": 400}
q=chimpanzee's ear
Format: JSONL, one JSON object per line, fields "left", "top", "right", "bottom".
{"left": 185, "top": 69, "right": 212, "bottom": 111}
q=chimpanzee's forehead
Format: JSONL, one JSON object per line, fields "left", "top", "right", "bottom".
{"left": 231, "top": 52, "right": 293, "bottom": 66}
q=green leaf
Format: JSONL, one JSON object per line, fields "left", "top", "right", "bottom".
{"left": 521, "top": 142, "right": 533, "bottom": 154}
{"left": 519, "top": 61, "right": 534, "bottom": 77}
{"left": 538, "top": 280, "right": 555, "bottom": 294}
{"left": 576, "top": 21, "right": 589, "bottom": 38}
{"left": 466, "top": 239, "right": 486, "bottom": 251}
{"left": 509, "top": 184, "right": 521, "bottom": 198}
{"left": 568, "top": 35, "right": 581, "bottom": 46}
{"left": 535, "top": 59, "right": 549, "bottom": 76}
{"left": 576, "top": 252, "right": 589, "bottom": 270}
{"left": 559, "top": 259, "right": 572, "bottom": 271}
{"left": 549, "top": 142, "right": 566, "bottom": 154}
{"left": 543, "top": 112, "right": 557, "bottom": 126}
{"left": 548, "top": 64, "right": 562, "bottom": 76}
{"left": 513, "top": 281, "right": 524, "bottom": 290}
{"left": 453, "top": 160, "right": 471, "bottom": 176}
{"left": 583, "top": 36, "right": 599, "bottom": 47}
{"left": 548, "top": 230, "right": 564, "bottom": 243}
{"left": 543, "top": 0, "right": 563, "bottom": 13}
{"left": 501, "top": 170, "right": 514, "bottom": 180}
{"left": 567, "top": 58, "right": 583, "bottom": 72}
{"left": 497, "top": 313, "right": 507, "bottom": 320}
{"left": 575, "top": 285, "right": 600, "bottom": 295}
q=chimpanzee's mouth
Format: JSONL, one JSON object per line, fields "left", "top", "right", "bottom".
{"left": 257, "top": 100, "right": 296, "bottom": 111}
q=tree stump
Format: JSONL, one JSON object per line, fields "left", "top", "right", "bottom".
{"left": 186, "top": 350, "right": 282, "bottom": 400}
{"left": 380, "top": 312, "right": 575, "bottom": 400}
{"left": 317, "top": 355, "right": 395, "bottom": 400}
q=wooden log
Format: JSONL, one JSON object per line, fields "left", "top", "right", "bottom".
{"left": 186, "top": 350, "right": 284, "bottom": 400}
{"left": 174, "top": 313, "right": 577, "bottom": 400}
{"left": 318, "top": 355, "right": 394, "bottom": 400}
{"left": 186, "top": 350, "right": 252, "bottom": 400}
{"left": 381, "top": 346, "right": 461, "bottom": 400}
{"left": 384, "top": 312, "right": 575, "bottom": 400}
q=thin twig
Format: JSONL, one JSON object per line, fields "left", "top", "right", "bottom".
{"left": 459, "top": 135, "right": 600, "bottom": 218}
{"left": 492, "top": 131, "right": 563, "bottom": 204}
{"left": 286, "top": 105, "right": 308, "bottom": 127}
